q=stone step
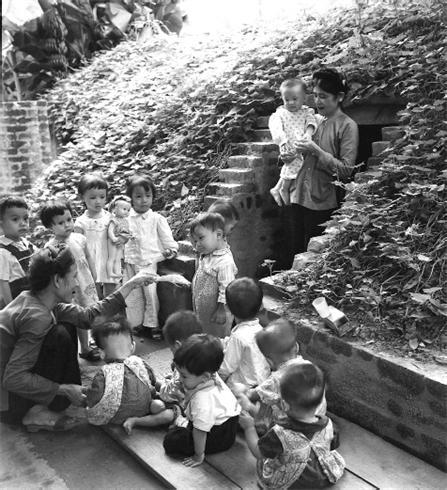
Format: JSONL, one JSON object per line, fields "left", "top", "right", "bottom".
{"left": 208, "top": 182, "right": 256, "bottom": 197}
{"left": 256, "top": 116, "right": 269, "bottom": 129}
{"left": 382, "top": 126, "right": 405, "bottom": 141}
{"left": 219, "top": 168, "right": 255, "bottom": 184}
{"left": 177, "top": 239, "right": 195, "bottom": 256}
{"left": 371, "top": 141, "right": 391, "bottom": 156}
{"left": 355, "top": 169, "right": 383, "bottom": 183}
{"left": 252, "top": 129, "right": 271, "bottom": 141}
{"left": 232, "top": 141, "right": 278, "bottom": 156}
{"left": 227, "top": 155, "right": 264, "bottom": 169}
{"left": 366, "top": 156, "right": 384, "bottom": 169}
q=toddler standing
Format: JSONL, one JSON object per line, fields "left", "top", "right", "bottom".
{"left": 124, "top": 174, "right": 178, "bottom": 340}
{"left": 74, "top": 173, "right": 117, "bottom": 298}
{"left": 269, "top": 78, "right": 319, "bottom": 206}
{"left": 40, "top": 200, "right": 100, "bottom": 361}
{"left": 163, "top": 334, "right": 241, "bottom": 467}
{"left": 190, "top": 212, "right": 237, "bottom": 338}
{"left": 219, "top": 278, "right": 270, "bottom": 390}
{"left": 0, "top": 197, "right": 37, "bottom": 308}
{"left": 240, "top": 362, "right": 345, "bottom": 489}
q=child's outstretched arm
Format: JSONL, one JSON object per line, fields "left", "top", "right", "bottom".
{"left": 183, "top": 428, "right": 207, "bottom": 467}
{"left": 239, "top": 411, "right": 263, "bottom": 459}
{"left": 84, "top": 244, "right": 97, "bottom": 283}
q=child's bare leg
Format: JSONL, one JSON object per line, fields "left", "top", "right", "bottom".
{"left": 107, "top": 241, "right": 120, "bottom": 278}
{"left": 150, "top": 399, "right": 166, "bottom": 415}
{"left": 270, "top": 178, "right": 283, "bottom": 206}
{"left": 279, "top": 178, "right": 292, "bottom": 206}
{"left": 113, "top": 246, "right": 124, "bottom": 277}
{"left": 123, "top": 409, "right": 175, "bottom": 435}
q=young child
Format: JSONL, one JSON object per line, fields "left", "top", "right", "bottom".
{"left": 163, "top": 334, "right": 241, "bottom": 467}
{"left": 0, "top": 197, "right": 37, "bottom": 308}
{"left": 74, "top": 173, "right": 116, "bottom": 298}
{"left": 208, "top": 199, "right": 240, "bottom": 237}
{"left": 123, "top": 310, "right": 203, "bottom": 434}
{"left": 106, "top": 195, "right": 133, "bottom": 279}
{"left": 86, "top": 318, "right": 165, "bottom": 425}
{"left": 234, "top": 318, "right": 327, "bottom": 436}
{"left": 124, "top": 174, "right": 178, "bottom": 339}
{"left": 219, "top": 278, "right": 270, "bottom": 390}
{"left": 190, "top": 212, "right": 237, "bottom": 338}
{"left": 269, "top": 78, "right": 318, "bottom": 206}
{"left": 40, "top": 200, "right": 100, "bottom": 361}
{"left": 240, "top": 362, "right": 345, "bottom": 489}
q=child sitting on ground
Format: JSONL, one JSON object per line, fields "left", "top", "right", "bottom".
{"left": 123, "top": 310, "right": 203, "bottom": 434}
{"left": 86, "top": 318, "right": 166, "bottom": 425}
{"left": 234, "top": 318, "right": 326, "bottom": 436}
{"left": 163, "top": 334, "right": 241, "bottom": 467}
{"left": 190, "top": 212, "right": 238, "bottom": 338}
{"left": 240, "top": 362, "right": 345, "bottom": 489}
{"left": 0, "top": 196, "right": 38, "bottom": 308}
{"left": 219, "top": 277, "right": 270, "bottom": 390}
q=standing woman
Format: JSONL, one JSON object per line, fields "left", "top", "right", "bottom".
{"left": 285, "top": 69, "right": 359, "bottom": 264}
{"left": 0, "top": 247, "right": 156, "bottom": 431}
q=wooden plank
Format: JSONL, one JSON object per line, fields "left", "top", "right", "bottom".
{"left": 330, "top": 414, "right": 447, "bottom": 490}
{"left": 103, "top": 425, "right": 239, "bottom": 489}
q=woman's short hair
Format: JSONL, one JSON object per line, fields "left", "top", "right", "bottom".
{"left": 40, "top": 200, "right": 72, "bottom": 229}
{"left": 126, "top": 174, "right": 156, "bottom": 199}
{"left": 163, "top": 310, "right": 203, "bottom": 346}
{"left": 208, "top": 199, "right": 240, "bottom": 222}
{"left": 77, "top": 173, "right": 108, "bottom": 196}
{"left": 173, "top": 334, "right": 224, "bottom": 375}
{"left": 312, "top": 69, "right": 350, "bottom": 96}
{"left": 28, "top": 247, "right": 76, "bottom": 293}
{"left": 226, "top": 277, "right": 263, "bottom": 320}
{"left": 189, "top": 212, "right": 225, "bottom": 237}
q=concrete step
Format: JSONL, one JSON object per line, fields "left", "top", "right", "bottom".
{"left": 219, "top": 168, "right": 255, "bottom": 184}
{"left": 227, "top": 155, "right": 264, "bottom": 169}
{"left": 256, "top": 116, "right": 269, "bottom": 128}
{"left": 252, "top": 129, "right": 271, "bottom": 141}
{"left": 232, "top": 141, "right": 278, "bottom": 156}
{"left": 382, "top": 126, "right": 405, "bottom": 141}
{"left": 208, "top": 182, "right": 256, "bottom": 197}
{"left": 372, "top": 141, "right": 391, "bottom": 156}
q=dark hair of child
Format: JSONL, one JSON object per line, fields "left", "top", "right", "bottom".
{"left": 163, "top": 310, "right": 203, "bottom": 346}
{"left": 173, "top": 334, "right": 224, "bottom": 376}
{"left": 0, "top": 196, "right": 28, "bottom": 219}
{"left": 312, "top": 69, "right": 350, "bottom": 96}
{"left": 189, "top": 212, "right": 226, "bottom": 237}
{"left": 280, "top": 362, "right": 326, "bottom": 411}
{"left": 126, "top": 174, "right": 157, "bottom": 200}
{"left": 208, "top": 199, "right": 240, "bottom": 222}
{"left": 77, "top": 173, "right": 108, "bottom": 196}
{"left": 280, "top": 78, "right": 307, "bottom": 92}
{"left": 28, "top": 247, "right": 76, "bottom": 293}
{"left": 108, "top": 195, "right": 132, "bottom": 213}
{"left": 91, "top": 317, "right": 133, "bottom": 350}
{"left": 40, "top": 200, "right": 72, "bottom": 229}
{"left": 226, "top": 277, "right": 263, "bottom": 320}
{"left": 256, "top": 318, "right": 296, "bottom": 359}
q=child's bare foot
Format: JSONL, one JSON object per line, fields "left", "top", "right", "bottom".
{"left": 270, "top": 188, "right": 283, "bottom": 206}
{"left": 123, "top": 417, "right": 136, "bottom": 435}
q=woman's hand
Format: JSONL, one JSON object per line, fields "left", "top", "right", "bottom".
{"left": 58, "top": 384, "right": 86, "bottom": 406}
{"left": 130, "top": 271, "right": 159, "bottom": 287}
{"left": 280, "top": 146, "right": 297, "bottom": 164}
{"left": 294, "top": 138, "right": 321, "bottom": 156}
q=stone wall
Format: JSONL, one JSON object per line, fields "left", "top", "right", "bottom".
{"left": 0, "top": 101, "right": 53, "bottom": 197}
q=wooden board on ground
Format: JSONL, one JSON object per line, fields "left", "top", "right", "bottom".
{"left": 330, "top": 413, "right": 447, "bottom": 490}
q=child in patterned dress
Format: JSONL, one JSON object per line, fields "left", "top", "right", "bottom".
{"left": 40, "top": 200, "right": 101, "bottom": 361}
{"left": 189, "top": 212, "right": 238, "bottom": 338}
{"left": 233, "top": 318, "right": 326, "bottom": 437}
{"left": 269, "top": 78, "right": 319, "bottom": 206}
{"left": 240, "top": 362, "right": 345, "bottom": 489}
{"left": 124, "top": 174, "right": 178, "bottom": 340}
{"left": 86, "top": 318, "right": 166, "bottom": 425}
{"left": 106, "top": 195, "right": 133, "bottom": 279}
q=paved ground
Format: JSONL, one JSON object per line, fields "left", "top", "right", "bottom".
{"left": 0, "top": 338, "right": 172, "bottom": 490}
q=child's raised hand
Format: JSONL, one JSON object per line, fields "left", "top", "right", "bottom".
{"left": 239, "top": 410, "right": 255, "bottom": 430}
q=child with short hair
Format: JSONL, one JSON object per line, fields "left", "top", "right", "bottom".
{"left": 123, "top": 310, "right": 203, "bottom": 434}
{"left": 86, "top": 318, "right": 165, "bottom": 425}
{"left": 219, "top": 277, "right": 270, "bottom": 390}
{"left": 208, "top": 199, "right": 240, "bottom": 237}
{"left": 163, "top": 334, "right": 241, "bottom": 467}
{"left": 269, "top": 78, "right": 318, "bottom": 206}
{"left": 240, "top": 362, "right": 345, "bottom": 489}
{"left": 234, "top": 318, "right": 326, "bottom": 436}
{"left": 124, "top": 174, "right": 178, "bottom": 340}
{"left": 190, "top": 212, "right": 237, "bottom": 338}
{"left": 41, "top": 200, "right": 100, "bottom": 361}
{"left": 0, "top": 196, "right": 37, "bottom": 308}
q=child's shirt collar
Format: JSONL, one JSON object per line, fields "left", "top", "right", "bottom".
{"left": 130, "top": 208, "right": 153, "bottom": 219}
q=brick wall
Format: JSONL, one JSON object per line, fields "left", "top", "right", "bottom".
{"left": 0, "top": 101, "right": 53, "bottom": 197}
